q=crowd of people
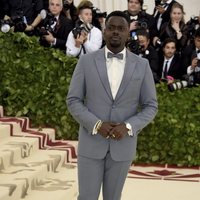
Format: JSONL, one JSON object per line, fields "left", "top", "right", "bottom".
{"left": 1, "top": 0, "right": 200, "bottom": 86}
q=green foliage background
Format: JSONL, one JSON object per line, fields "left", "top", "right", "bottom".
{"left": 0, "top": 32, "right": 200, "bottom": 166}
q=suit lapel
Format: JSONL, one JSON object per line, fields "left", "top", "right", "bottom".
{"left": 95, "top": 48, "right": 113, "bottom": 100}
{"left": 115, "top": 50, "right": 137, "bottom": 101}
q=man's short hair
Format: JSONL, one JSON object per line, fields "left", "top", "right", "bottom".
{"left": 127, "top": 0, "right": 144, "bottom": 7}
{"left": 162, "top": 38, "right": 177, "bottom": 49}
{"left": 49, "top": 0, "right": 63, "bottom": 7}
{"left": 136, "top": 28, "right": 150, "bottom": 40}
{"left": 194, "top": 27, "right": 200, "bottom": 38}
{"left": 105, "top": 11, "right": 130, "bottom": 25}
{"left": 77, "top": 0, "right": 93, "bottom": 14}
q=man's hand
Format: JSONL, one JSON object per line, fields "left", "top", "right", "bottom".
{"left": 98, "top": 122, "right": 117, "bottom": 138}
{"left": 130, "top": 21, "right": 138, "bottom": 31}
{"left": 43, "top": 31, "right": 55, "bottom": 44}
{"left": 156, "top": 5, "right": 166, "bottom": 14}
{"left": 191, "top": 57, "right": 199, "bottom": 69}
{"left": 75, "top": 32, "right": 88, "bottom": 48}
{"left": 109, "top": 123, "right": 128, "bottom": 140}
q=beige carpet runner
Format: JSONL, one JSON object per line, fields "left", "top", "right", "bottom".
{"left": 0, "top": 105, "right": 200, "bottom": 200}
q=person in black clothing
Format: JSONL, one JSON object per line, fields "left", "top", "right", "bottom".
{"left": 3, "top": 0, "right": 43, "bottom": 32}
{"left": 124, "top": 0, "right": 157, "bottom": 41}
{"left": 182, "top": 27, "right": 200, "bottom": 76}
{"left": 63, "top": 0, "right": 78, "bottom": 24}
{"left": 156, "top": 2, "right": 188, "bottom": 54}
{"left": 136, "top": 29, "right": 160, "bottom": 83}
{"left": 153, "top": 0, "right": 178, "bottom": 33}
{"left": 39, "top": 0, "right": 73, "bottom": 51}
{"left": 158, "top": 38, "right": 183, "bottom": 81}
{"left": 0, "top": 0, "right": 6, "bottom": 19}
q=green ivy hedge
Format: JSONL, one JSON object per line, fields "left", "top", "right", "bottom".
{"left": 0, "top": 32, "right": 200, "bottom": 166}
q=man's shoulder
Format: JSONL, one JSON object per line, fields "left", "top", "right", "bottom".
{"left": 81, "top": 48, "right": 104, "bottom": 59}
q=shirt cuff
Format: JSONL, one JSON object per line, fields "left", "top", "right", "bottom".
{"left": 187, "top": 65, "right": 194, "bottom": 75}
{"left": 125, "top": 122, "right": 133, "bottom": 137}
{"left": 92, "top": 120, "right": 102, "bottom": 135}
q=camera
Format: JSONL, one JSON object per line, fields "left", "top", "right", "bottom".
{"left": 63, "top": 0, "right": 71, "bottom": 10}
{"left": 127, "top": 31, "right": 144, "bottom": 54}
{"left": 92, "top": 7, "right": 107, "bottom": 19}
{"left": 72, "top": 23, "right": 93, "bottom": 39}
{"left": 168, "top": 73, "right": 200, "bottom": 92}
{"left": 37, "top": 11, "right": 56, "bottom": 36}
{"left": 155, "top": 0, "right": 162, "bottom": 6}
{"left": 0, "top": 15, "right": 26, "bottom": 33}
{"left": 187, "top": 15, "right": 200, "bottom": 41}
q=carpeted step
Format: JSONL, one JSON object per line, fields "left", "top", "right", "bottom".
{"left": 0, "top": 136, "right": 39, "bottom": 171}
{"left": 0, "top": 106, "right": 3, "bottom": 117}
{"left": 0, "top": 148, "right": 68, "bottom": 200}
{"left": 22, "top": 164, "right": 78, "bottom": 200}
{"left": 0, "top": 119, "right": 78, "bottom": 163}
{"left": 0, "top": 124, "right": 11, "bottom": 139}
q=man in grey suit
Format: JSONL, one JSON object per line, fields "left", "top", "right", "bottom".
{"left": 67, "top": 11, "right": 158, "bottom": 200}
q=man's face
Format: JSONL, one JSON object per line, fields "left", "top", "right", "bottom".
{"left": 128, "top": 0, "right": 141, "bottom": 14}
{"left": 104, "top": 16, "right": 129, "bottom": 51}
{"left": 49, "top": 0, "right": 63, "bottom": 16}
{"left": 138, "top": 35, "right": 149, "bottom": 50}
{"left": 194, "top": 36, "right": 200, "bottom": 49}
{"left": 79, "top": 8, "right": 92, "bottom": 24}
{"left": 163, "top": 42, "right": 176, "bottom": 59}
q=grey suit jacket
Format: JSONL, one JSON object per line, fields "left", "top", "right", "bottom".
{"left": 67, "top": 48, "right": 158, "bottom": 162}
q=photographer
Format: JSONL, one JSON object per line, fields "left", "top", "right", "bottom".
{"left": 3, "top": 0, "right": 43, "bottom": 33}
{"left": 66, "top": 5, "right": 102, "bottom": 58}
{"left": 137, "top": 29, "right": 160, "bottom": 83}
{"left": 153, "top": 0, "right": 178, "bottom": 33}
{"left": 38, "top": 0, "right": 73, "bottom": 51}
{"left": 63, "top": 0, "right": 78, "bottom": 24}
{"left": 186, "top": 14, "right": 200, "bottom": 45}
{"left": 124, "top": 0, "right": 157, "bottom": 41}
{"left": 184, "top": 28, "right": 200, "bottom": 81}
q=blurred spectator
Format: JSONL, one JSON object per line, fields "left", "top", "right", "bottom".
{"left": 63, "top": 0, "right": 78, "bottom": 24}
{"left": 186, "top": 13, "right": 200, "bottom": 45}
{"left": 158, "top": 38, "right": 183, "bottom": 81}
{"left": 3, "top": 0, "right": 43, "bottom": 33}
{"left": 137, "top": 29, "right": 160, "bottom": 83}
{"left": 0, "top": 0, "right": 6, "bottom": 19}
{"left": 66, "top": 4, "right": 102, "bottom": 58}
{"left": 38, "top": 0, "right": 73, "bottom": 51}
{"left": 182, "top": 28, "right": 200, "bottom": 77}
{"left": 153, "top": 0, "right": 178, "bottom": 33}
{"left": 156, "top": 2, "right": 188, "bottom": 53}
{"left": 124, "top": 0, "right": 157, "bottom": 43}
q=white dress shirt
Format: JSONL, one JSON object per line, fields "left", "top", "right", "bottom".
{"left": 187, "top": 48, "right": 200, "bottom": 75}
{"left": 105, "top": 47, "right": 126, "bottom": 99}
{"left": 66, "top": 26, "right": 102, "bottom": 57}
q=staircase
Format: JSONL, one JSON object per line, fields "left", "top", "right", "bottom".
{"left": 0, "top": 105, "right": 78, "bottom": 200}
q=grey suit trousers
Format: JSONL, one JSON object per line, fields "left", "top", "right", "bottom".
{"left": 77, "top": 152, "right": 132, "bottom": 200}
